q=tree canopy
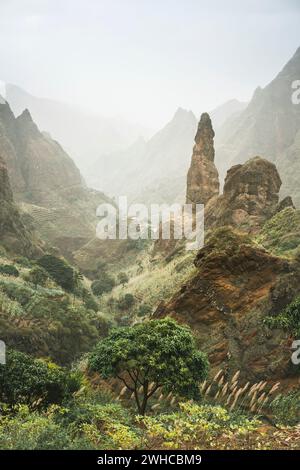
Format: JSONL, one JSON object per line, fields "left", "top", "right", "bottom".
{"left": 0, "top": 350, "right": 81, "bottom": 409}
{"left": 88, "top": 318, "right": 208, "bottom": 414}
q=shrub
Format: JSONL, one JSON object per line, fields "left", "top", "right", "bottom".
{"left": 83, "top": 293, "right": 99, "bottom": 312}
{"left": 141, "top": 402, "right": 259, "bottom": 450}
{"left": 14, "top": 257, "right": 32, "bottom": 268}
{"left": 117, "top": 293, "right": 135, "bottom": 310}
{"left": 37, "top": 255, "right": 75, "bottom": 292}
{"left": 26, "top": 266, "right": 49, "bottom": 288}
{"left": 137, "top": 304, "right": 152, "bottom": 317}
{"left": 270, "top": 391, "right": 300, "bottom": 426}
{"left": 117, "top": 272, "right": 129, "bottom": 286}
{"left": 0, "top": 264, "right": 19, "bottom": 277}
{"left": 91, "top": 273, "right": 115, "bottom": 297}
{"left": 264, "top": 296, "right": 300, "bottom": 337}
{"left": 0, "top": 280, "right": 34, "bottom": 306}
{"left": 0, "top": 350, "right": 81, "bottom": 409}
{"left": 0, "top": 407, "right": 72, "bottom": 450}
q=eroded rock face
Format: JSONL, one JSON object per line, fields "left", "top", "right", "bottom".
{"left": 186, "top": 113, "right": 219, "bottom": 206}
{"left": 0, "top": 103, "right": 83, "bottom": 204}
{"left": 154, "top": 228, "right": 300, "bottom": 384}
{"left": 0, "top": 100, "right": 113, "bottom": 261}
{"left": 0, "top": 157, "right": 40, "bottom": 256}
{"left": 206, "top": 156, "right": 282, "bottom": 230}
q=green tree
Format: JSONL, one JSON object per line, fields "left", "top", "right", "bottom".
{"left": 117, "top": 293, "right": 135, "bottom": 310}
{"left": 0, "top": 264, "right": 19, "bottom": 277}
{"left": 37, "top": 255, "right": 75, "bottom": 292}
{"left": 91, "top": 272, "right": 115, "bottom": 297}
{"left": 0, "top": 350, "right": 81, "bottom": 409}
{"left": 88, "top": 318, "right": 208, "bottom": 415}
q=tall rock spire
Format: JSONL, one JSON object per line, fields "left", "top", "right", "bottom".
{"left": 186, "top": 112, "right": 219, "bottom": 205}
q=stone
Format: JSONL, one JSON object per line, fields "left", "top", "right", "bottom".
{"left": 206, "top": 156, "right": 282, "bottom": 230}
{"left": 186, "top": 113, "right": 219, "bottom": 206}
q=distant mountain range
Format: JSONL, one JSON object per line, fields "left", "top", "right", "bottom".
{"left": 215, "top": 47, "right": 300, "bottom": 206}
{"left": 0, "top": 99, "right": 112, "bottom": 259}
{"left": 3, "top": 47, "right": 300, "bottom": 209}
{"left": 2, "top": 83, "right": 150, "bottom": 175}
{"left": 88, "top": 100, "right": 247, "bottom": 204}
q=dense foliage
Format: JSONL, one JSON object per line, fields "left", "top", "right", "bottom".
{"left": 0, "top": 350, "right": 81, "bottom": 409}
{"left": 37, "top": 255, "right": 76, "bottom": 292}
{"left": 89, "top": 318, "right": 208, "bottom": 414}
{"left": 0, "top": 264, "right": 19, "bottom": 277}
{"left": 91, "top": 272, "right": 115, "bottom": 296}
{"left": 264, "top": 296, "right": 300, "bottom": 337}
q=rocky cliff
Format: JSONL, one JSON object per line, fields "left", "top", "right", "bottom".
{"left": 186, "top": 113, "right": 219, "bottom": 206}
{"left": 0, "top": 156, "right": 40, "bottom": 256}
{"left": 206, "top": 156, "right": 282, "bottom": 231}
{"left": 0, "top": 101, "right": 82, "bottom": 204}
{"left": 154, "top": 227, "right": 300, "bottom": 384}
{"left": 0, "top": 100, "right": 113, "bottom": 261}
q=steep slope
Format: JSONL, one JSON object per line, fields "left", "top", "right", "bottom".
{"left": 210, "top": 99, "right": 247, "bottom": 130}
{"left": 154, "top": 228, "right": 300, "bottom": 383}
{"left": 0, "top": 100, "right": 112, "bottom": 260}
{"left": 0, "top": 100, "right": 82, "bottom": 204}
{"left": 0, "top": 156, "right": 40, "bottom": 256}
{"left": 215, "top": 47, "right": 300, "bottom": 205}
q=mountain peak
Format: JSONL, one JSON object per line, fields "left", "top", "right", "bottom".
{"left": 195, "top": 112, "right": 214, "bottom": 145}
{"left": 173, "top": 107, "right": 196, "bottom": 122}
{"left": 17, "top": 108, "right": 33, "bottom": 122}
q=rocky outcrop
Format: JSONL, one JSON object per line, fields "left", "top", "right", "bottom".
{"left": 206, "top": 157, "right": 282, "bottom": 230}
{"left": 154, "top": 228, "right": 300, "bottom": 383}
{"left": 186, "top": 113, "right": 219, "bottom": 206}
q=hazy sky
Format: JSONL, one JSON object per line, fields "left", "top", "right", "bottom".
{"left": 0, "top": 0, "right": 300, "bottom": 129}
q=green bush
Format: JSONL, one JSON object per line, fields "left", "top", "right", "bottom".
{"left": 137, "top": 304, "right": 152, "bottom": 317}
{"left": 37, "top": 255, "right": 76, "bottom": 292}
{"left": 117, "top": 272, "right": 129, "bottom": 286}
{"left": 270, "top": 391, "right": 300, "bottom": 426}
{"left": 0, "top": 280, "right": 34, "bottom": 306}
{"left": 117, "top": 293, "right": 135, "bottom": 310}
{"left": 0, "top": 407, "right": 72, "bottom": 450}
{"left": 26, "top": 265, "right": 49, "bottom": 288}
{"left": 83, "top": 293, "right": 99, "bottom": 312}
{"left": 264, "top": 296, "right": 300, "bottom": 337}
{"left": 0, "top": 264, "right": 19, "bottom": 277}
{"left": 0, "top": 350, "right": 81, "bottom": 409}
{"left": 14, "top": 257, "right": 32, "bottom": 268}
{"left": 91, "top": 273, "right": 115, "bottom": 297}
